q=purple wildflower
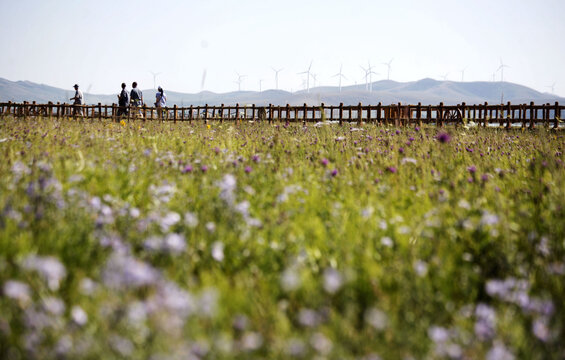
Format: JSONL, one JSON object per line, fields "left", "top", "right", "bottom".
{"left": 437, "top": 132, "right": 451, "bottom": 143}
{"left": 201, "top": 165, "right": 208, "bottom": 173}
{"left": 387, "top": 167, "right": 397, "bottom": 173}
{"left": 252, "top": 155, "right": 260, "bottom": 162}
{"left": 321, "top": 158, "right": 329, "bottom": 167}
{"left": 481, "top": 174, "right": 489, "bottom": 182}
{"left": 467, "top": 165, "right": 477, "bottom": 173}
{"left": 245, "top": 166, "right": 252, "bottom": 173}
{"left": 182, "top": 165, "right": 193, "bottom": 173}
{"left": 330, "top": 169, "right": 338, "bottom": 177}
{"left": 399, "top": 147, "right": 404, "bottom": 154}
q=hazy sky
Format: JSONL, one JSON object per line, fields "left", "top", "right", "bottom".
{"left": 1, "top": 0, "right": 564, "bottom": 96}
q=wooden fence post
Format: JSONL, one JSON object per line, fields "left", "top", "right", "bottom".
{"left": 205, "top": 104, "right": 209, "bottom": 124}
{"left": 461, "top": 102, "right": 466, "bottom": 127}
{"left": 339, "top": 102, "right": 344, "bottom": 126}
{"left": 438, "top": 102, "right": 444, "bottom": 127}
{"left": 357, "top": 102, "right": 363, "bottom": 125}
{"left": 416, "top": 102, "right": 422, "bottom": 127}
{"left": 303, "top": 103, "right": 307, "bottom": 125}
{"left": 554, "top": 102, "right": 560, "bottom": 129}
{"left": 529, "top": 101, "right": 535, "bottom": 129}
{"left": 376, "top": 102, "right": 382, "bottom": 125}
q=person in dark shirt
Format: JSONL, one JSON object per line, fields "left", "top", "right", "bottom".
{"left": 130, "top": 81, "right": 144, "bottom": 118}
{"left": 117, "top": 83, "right": 129, "bottom": 117}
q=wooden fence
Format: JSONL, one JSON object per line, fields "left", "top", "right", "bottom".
{"left": 0, "top": 101, "right": 563, "bottom": 128}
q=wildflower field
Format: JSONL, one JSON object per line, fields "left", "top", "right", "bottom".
{"left": 0, "top": 117, "right": 564, "bottom": 359}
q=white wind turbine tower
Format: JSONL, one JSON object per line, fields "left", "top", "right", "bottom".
{"left": 259, "top": 79, "right": 264, "bottom": 93}
{"left": 460, "top": 66, "right": 467, "bottom": 82}
{"left": 497, "top": 59, "right": 510, "bottom": 103}
{"left": 272, "top": 67, "right": 283, "bottom": 90}
{"left": 440, "top": 73, "right": 449, "bottom": 81}
{"left": 547, "top": 82, "right": 556, "bottom": 94}
{"left": 367, "top": 61, "right": 378, "bottom": 92}
{"left": 360, "top": 65, "right": 370, "bottom": 91}
{"left": 234, "top": 72, "right": 247, "bottom": 92}
{"left": 332, "top": 64, "right": 347, "bottom": 92}
{"left": 297, "top": 61, "right": 313, "bottom": 93}
{"left": 497, "top": 59, "right": 509, "bottom": 83}
{"left": 149, "top": 71, "right": 161, "bottom": 90}
{"left": 310, "top": 73, "right": 318, "bottom": 89}
{"left": 382, "top": 58, "right": 393, "bottom": 80}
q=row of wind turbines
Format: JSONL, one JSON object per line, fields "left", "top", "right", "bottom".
{"left": 233, "top": 59, "right": 395, "bottom": 94}
{"left": 151, "top": 58, "right": 557, "bottom": 96}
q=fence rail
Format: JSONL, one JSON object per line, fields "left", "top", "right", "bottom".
{"left": 0, "top": 101, "right": 563, "bottom": 128}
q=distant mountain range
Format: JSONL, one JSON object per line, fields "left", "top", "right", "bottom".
{"left": 1, "top": 77, "right": 563, "bottom": 106}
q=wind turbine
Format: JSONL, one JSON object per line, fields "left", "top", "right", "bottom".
{"left": 149, "top": 71, "right": 161, "bottom": 90}
{"left": 547, "top": 82, "right": 556, "bottom": 94}
{"left": 259, "top": 79, "right": 264, "bottom": 93}
{"left": 460, "top": 67, "right": 467, "bottom": 82}
{"left": 272, "top": 67, "right": 283, "bottom": 90}
{"left": 440, "top": 73, "right": 449, "bottom": 81}
{"left": 332, "top": 64, "right": 347, "bottom": 92}
{"left": 497, "top": 59, "right": 509, "bottom": 103}
{"left": 382, "top": 58, "right": 393, "bottom": 80}
{"left": 360, "top": 65, "right": 369, "bottom": 91}
{"left": 297, "top": 61, "right": 313, "bottom": 93}
{"left": 497, "top": 59, "right": 509, "bottom": 83}
{"left": 310, "top": 73, "right": 318, "bottom": 89}
{"left": 367, "top": 61, "right": 379, "bottom": 92}
{"left": 234, "top": 71, "right": 247, "bottom": 92}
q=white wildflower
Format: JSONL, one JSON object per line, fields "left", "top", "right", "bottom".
{"left": 217, "top": 174, "right": 237, "bottom": 205}
{"left": 102, "top": 254, "right": 159, "bottom": 289}
{"left": 413, "top": 260, "right": 428, "bottom": 277}
{"left": 160, "top": 212, "right": 181, "bottom": 232}
{"left": 23, "top": 255, "right": 67, "bottom": 290}
{"left": 3, "top": 280, "right": 31, "bottom": 304}
{"left": 71, "top": 306, "right": 88, "bottom": 326}
{"left": 365, "top": 307, "right": 388, "bottom": 330}
{"left": 184, "top": 211, "right": 199, "bottom": 228}
{"left": 401, "top": 157, "right": 417, "bottom": 165}
{"left": 212, "top": 241, "right": 225, "bottom": 262}
{"left": 280, "top": 267, "right": 301, "bottom": 291}
{"left": 381, "top": 236, "right": 393, "bottom": 248}
{"left": 241, "top": 332, "right": 263, "bottom": 351}
{"left": 323, "top": 268, "right": 343, "bottom": 294}
{"left": 310, "top": 332, "right": 332, "bottom": 355}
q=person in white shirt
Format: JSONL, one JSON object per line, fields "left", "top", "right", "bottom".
{"left": 70, "top": 84, "right": 84, "bottom": 116}
{"left": 155, "top": 86, "right": 167, "bottom": 119}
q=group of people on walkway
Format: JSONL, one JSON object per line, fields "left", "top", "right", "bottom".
{"left": 70, "top": 82, "right": 167, "bottom": 118}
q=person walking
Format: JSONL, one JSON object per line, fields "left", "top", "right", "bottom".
{"left": 155, "top": 86, "right": 167, "bottom": 119}
{"left": 117, "top": 83, "right": 129, "bottom": 117}
{"left": 70, "top": 84, "right": 84, "bottom": 116}
{"left": 130, "top": 82, "right": 144, "bottom": 118}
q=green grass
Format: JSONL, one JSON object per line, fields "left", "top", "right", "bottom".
{"left": 0, "top": 117, "right": 564, "bottom": 359}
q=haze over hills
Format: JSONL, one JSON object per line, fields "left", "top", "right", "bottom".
{"left": 0, "top": 77, "right": 563, "bottom": 107}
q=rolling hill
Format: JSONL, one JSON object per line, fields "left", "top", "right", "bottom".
{"left": 0, "top": 77, "right": 562, "bottom": 106}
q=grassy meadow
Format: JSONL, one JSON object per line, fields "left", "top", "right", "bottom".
{"left": 0, "top": 117, "right": 564, "bottom": 359}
